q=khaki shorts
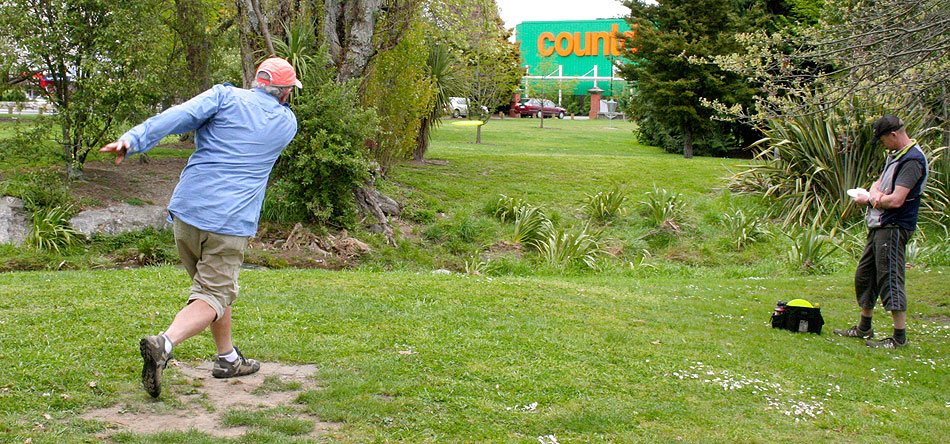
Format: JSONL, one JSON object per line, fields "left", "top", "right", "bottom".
{"left": 173, "top": 218, "right": 248, "bottom": 320}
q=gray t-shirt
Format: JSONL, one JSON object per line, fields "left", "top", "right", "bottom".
{"left": 895, "top": 160, "right": 924, "bottom": 189}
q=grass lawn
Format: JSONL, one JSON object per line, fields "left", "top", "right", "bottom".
{"left": 390, "top": 118, "right": 739, "bottom": 212}
{"left": 1, "top": 117, "right": 948, "bottom": 443}
{"left": 0, "top": 266, "right": 947, "bottom": 443}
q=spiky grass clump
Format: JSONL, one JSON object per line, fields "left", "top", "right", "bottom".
{"left": 511, "top": 205, "right": 549, "bottom": 245}
{"left": 641, "top": 185, "right": 683, "bottom": 228}
{"left": 533, "top": 221, "right": 603, "bottom": 270}
{"left": 721, "top": 209, "right": 769, "bottom": 250}
{"left": 26, "top": 205, "right": 84, "bottom": 253}
{"left": 487, "top": 194, "right": 531, "bottom": 222}
{"left": 583, "top": 185, "right": 629, "bottom": 221}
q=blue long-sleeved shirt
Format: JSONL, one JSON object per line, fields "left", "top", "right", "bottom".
{"left": 120, "top": 84, "right": 297, "bottom": 236}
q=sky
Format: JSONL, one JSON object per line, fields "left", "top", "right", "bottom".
{"left": 496, "top": 0, "right": 631, "bottom": 33}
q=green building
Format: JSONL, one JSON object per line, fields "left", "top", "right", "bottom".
{"left": 515, "top": 19, "right": 635, "bottom": 100}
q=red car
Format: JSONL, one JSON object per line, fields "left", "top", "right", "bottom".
{"left": 515, "top": 98, "right": 566, "bottom": 119}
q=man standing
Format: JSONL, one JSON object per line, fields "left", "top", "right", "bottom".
{"left": 100, "top": 58, "right": 301, "bottom": 397}
{"left": 834, "top": 115, "right": 928, "bottom": 349}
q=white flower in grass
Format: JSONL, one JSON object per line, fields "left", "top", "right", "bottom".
{"left": 537, "top": 435, "right": 559, "bottom": 444}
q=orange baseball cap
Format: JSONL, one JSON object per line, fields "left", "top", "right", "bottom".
{"left": 256, "top": 57, "right": 303, "bottom": 88}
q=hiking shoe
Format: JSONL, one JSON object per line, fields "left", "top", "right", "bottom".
{"left": 866, "top": 337, "right": 907, "bottom": 349}
{"left": 212, "top": 346, "right": 261, "bottom": 378}
{"left": 139, "top": 335, "right": 171, "bottom": 398}
{"left": 833, "top": 325, "right": 873, "bottom": 339}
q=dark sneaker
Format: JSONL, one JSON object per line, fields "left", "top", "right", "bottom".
{"left": 139, "top": 335, "right": 171, "bottom": 398}
{"left": 212, "top": 346, "right": 261, "bottom": 378}
{"left": 833, "top": 325, "right": 873, "bottom": 339}
{"left": 866, "top": 337, "right": 907, "bottom": 349}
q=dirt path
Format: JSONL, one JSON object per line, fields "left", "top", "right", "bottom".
{"left": 82, "top": 360, "right": 341, "bottom": 439}
{"left": 72, "top": 157, "right": 186, "bottom": 210}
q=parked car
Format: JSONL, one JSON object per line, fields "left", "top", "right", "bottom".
{"left": 514, "top": 98, "right": 566, "bottom": 119}
{"left": 447, "top": 97, "right": 469, "bottom": 118}
{"left": 447, "top": 97, "right": 490, "bottom": 118}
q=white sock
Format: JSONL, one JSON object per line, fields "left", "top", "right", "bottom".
{"left": 219, "top": 348, "right": 239, "bottom": 363}
{"left": 160, "top": 333, "right": 173, "bottom": 354}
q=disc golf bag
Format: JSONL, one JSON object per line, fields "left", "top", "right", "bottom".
{"left": 770, "top": 300, "right": 824, "bottom": 334}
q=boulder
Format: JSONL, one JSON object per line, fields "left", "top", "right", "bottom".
{"left": 0, "top": 196, "right": 31, "bottom": 245}
{"left": 70, "top": 204, "right": 169, "bottom": 237}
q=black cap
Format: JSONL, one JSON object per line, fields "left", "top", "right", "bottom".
{"left": 871, "top": 115, "right": 904, "bottom": 145}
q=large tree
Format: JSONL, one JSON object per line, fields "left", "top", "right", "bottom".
{"left": 710, "top": 0, "right": 950, "bottom": 139}
{"left": 618, "top": 0, "right": 759, "bottom": 158}
{"left": 0, "top": 0, "right": 166, "bottom": 176}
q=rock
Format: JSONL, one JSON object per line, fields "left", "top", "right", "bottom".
{"left": 0, "top": 196, "right": 31, "bottom": 245}
{"left": 431, "top": 269, "right": 452, "bottom": 275}
{"left": 70, "top": 204, "right": 169, "bottom": 237}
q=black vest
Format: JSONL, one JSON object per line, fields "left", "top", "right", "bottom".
{"left": 869, "top": 145, "right": 928, "bottom": 230}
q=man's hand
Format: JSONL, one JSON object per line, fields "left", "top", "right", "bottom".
{"left": 100, "top": 140, "right": 130, "bottom": 165}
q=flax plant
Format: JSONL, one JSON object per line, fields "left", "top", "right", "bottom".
{"left": 640, "top": 185, "right": 683, "bottom": 228}
{"left": 583, "top": 185, "right": 629, "bottom": 221}
{"left": 533, "top": 221, "right": 603, "bottom": 270}
{"left": 510, "top": 205, "right": 548, "bottom": 245}
{"left": 783, "top": 221, "right": 841, "bottom": 274}
{"left": 26, "top": 205, "right": 84, "bottom": 253}
{"left": 721, "top": 208, "right": 769, "bottom": 250}
{"left": 487, "top": 194, "right": 531, "bottom": 222}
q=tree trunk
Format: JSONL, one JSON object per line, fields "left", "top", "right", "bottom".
{"left": 352, "top": 168, "right": 397, "bottom": 246}
{"left": 413, "top": 116, "right": 431, "bottom": 160}
{"left": 236, "top": 0, "right": 291, "bottom": 86}
{"left": 943, "top": 83, "right": 950, "bottom": 147}
{"left": 173, "top": 0, "right": 213, "bottom": 96}
{"left": 476, "top": 124, "right": 482, "bottom": 144}
{"left": 683, "top": 126, "right": 694, "bottom": 159}
{"left": 322, "top": 0, "right": 384, "bottom": 82}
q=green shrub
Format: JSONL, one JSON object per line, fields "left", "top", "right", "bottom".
{"left": 0, "top": 169, "right": 71, "bottom": 212}
{"left": 26, "top": 206, "right": 84, "bottom": 252}
{"left": 260, "top": 181, "right": 308, "bottom": 223}
{"left": 270, "top": 73, "right": 378, "bottom": 228}
{"left": 636, "top": 115, "right": 737, "bottom": 157}
{"left": 362, "top": 24, "right": 434, "bottom": 174}
{"left": 0, "top": 88, "right": 27, "bottom": 102}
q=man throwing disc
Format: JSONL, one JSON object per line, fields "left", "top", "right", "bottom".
{"left": 101, "top": 58, "right": 302, "bottom": 396}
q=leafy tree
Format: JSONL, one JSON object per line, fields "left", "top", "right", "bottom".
{"left": 0, "top": 0, "right": 166, "bottom": 176}
{"left": 618, "top": 0, "right": 759, "bottom": 158}
{"left": 362, "top": 24, "right": 434, "bottom": 175}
